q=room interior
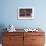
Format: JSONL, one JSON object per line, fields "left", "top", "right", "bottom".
{"left": 0, "top": 0, "right": 46, "bottom": 46}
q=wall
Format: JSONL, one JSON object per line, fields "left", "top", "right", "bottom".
{"left": 0, "top": 0, "right": 46, "bottom": 29}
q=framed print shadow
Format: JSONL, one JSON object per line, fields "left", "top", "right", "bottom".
{"left": 17, "top": 7, "right": 34, "bottom": 20}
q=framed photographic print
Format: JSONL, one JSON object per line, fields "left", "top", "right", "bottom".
{"left": 17, "top": 7, "right": 34, "bottom": 19}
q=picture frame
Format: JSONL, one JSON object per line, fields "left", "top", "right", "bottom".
{"left": 17, "top": 7, "right": 34, "bottom": 19}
